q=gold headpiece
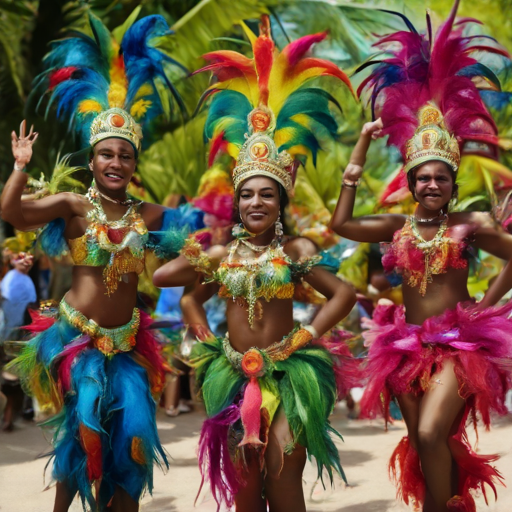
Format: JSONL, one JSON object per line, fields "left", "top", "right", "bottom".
{"left": 233, "top": 106, "right": 294, "bottom": 194}
{"left": 89, "top": 108, "right": 143, "bottom": 151}
{"left": 404, "top": 105, "right": 460, "bottom": 173}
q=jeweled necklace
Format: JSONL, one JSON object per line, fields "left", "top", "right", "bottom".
{"left": 414, "top": 209, "right": 446, "bottom": 224}
{"left": 85, "top": 185, "right": 141, "bottom": 228}
{"left": 95, "top": 188, "right": 135, "bottom": 207}
{"left": 240, "top": 238, "right": 273, "bottom": 252}
{"left": 227, "top": 235, "right": 283, "bottom": 327}
{"left": 409, "top": 215, "right": 449, "bottom": 295}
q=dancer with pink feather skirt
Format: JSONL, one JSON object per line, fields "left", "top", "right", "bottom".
{"left": 331, "top": 2, "right": 512, "bottom": 511}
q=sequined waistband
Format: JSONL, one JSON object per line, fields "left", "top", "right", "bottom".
{"left": 222, "top": 327, "right": 313, "bottom": 377}
{"left": 59, "top": 299, "right": 140, "bottom": 356}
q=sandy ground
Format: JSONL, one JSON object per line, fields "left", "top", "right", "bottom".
{"left": 1, "top": 404, "right": 511, "bottom": 512}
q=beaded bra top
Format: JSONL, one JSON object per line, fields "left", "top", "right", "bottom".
{"left": 67, "top": 187, "right": 148, "bottom": 296}
{"left": 381, "top": 216, "right": 469, "bottom": 296}
{"left": 180, "top": 237, "right": 322, "bottom": 327}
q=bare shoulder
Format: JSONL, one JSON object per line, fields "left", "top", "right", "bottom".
{"left": 284, "top": 236, "right": 318, "bottom": 261}
{"left": 140, "top": 202, "right": 166, "bottom": 230}
{"left": 207, "top": 244, "right": 229, "bottom": 259}
{"left": 450, "top": 211, "right": 492, "bottom": 228}
{"left": 48, "top": 191, "right": 91, "bottom": 219}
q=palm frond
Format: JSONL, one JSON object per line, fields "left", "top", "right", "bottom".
{"left": 137, "top": 113, "right": 208, "bottom": 203}
{"left": 156, "top": 0, "right": 271, "bottom": 69}
{"left": 26, "top": 153, "right": 86, "bottom": 198}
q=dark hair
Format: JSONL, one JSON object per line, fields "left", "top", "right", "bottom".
{"left": 407, "top": 161, "right": 458, "bottom": 210}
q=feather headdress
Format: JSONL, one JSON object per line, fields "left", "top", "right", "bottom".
{"left": 195, "top": 15, "right": 354, "bottom": 194}
{"left": 31, "top": 13, "right": 187, "bottom": 151}
{"left": 357, "top": 0, "right": 508, "bottom": 174}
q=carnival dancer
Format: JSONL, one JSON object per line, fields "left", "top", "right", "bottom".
{"left": 153, "top": 16, "right": 358, "bottom": 512}
{"left": 1, "top": 14, "right": 198, "bottom": 512}
{"left": 331, "top": 2, "right": 512, "bottom": 511}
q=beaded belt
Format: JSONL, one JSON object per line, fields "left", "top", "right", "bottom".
{"left": 59, "top": 299, "right": 140, "bottom": 356}
{"left": 223, "top": 327, "right": 313, "bottom": 378}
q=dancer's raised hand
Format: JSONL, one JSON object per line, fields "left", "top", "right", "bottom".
{"left": 361, "top": 117, "right": 383, "bottom": 140}
{"left": 11, "top": 120, "right": 38, "bottom": 170}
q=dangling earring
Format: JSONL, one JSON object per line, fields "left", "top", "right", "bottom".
{"left": 275, "top": 214, "right": 284, "bottom": 237}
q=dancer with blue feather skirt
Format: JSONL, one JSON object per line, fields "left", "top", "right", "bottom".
{"left": 1, "top": 12, "right": 200, "bottom": 512}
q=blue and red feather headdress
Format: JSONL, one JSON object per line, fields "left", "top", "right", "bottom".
{"left": 31, "top": 13, "right": 187, "bottom": 151}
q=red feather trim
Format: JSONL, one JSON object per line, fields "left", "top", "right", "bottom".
{"left": 380, "top": 168, "right": 409, "bottom": 205}
{"left": 24, "top": 309, "right": 57, "bottom": 332}
{"left": 283, "top": 33, "right": 327, "bottom": 67}
{"left": 79, "top": 424, "right": 102, "bottom": 482}
{"left": 49, "top": 67, "right": 78, "bottom": 88}
{"left": 208, "top": 131, "right": 227, "bottom": 167}
{"left": 254, "top": 35, "right": 274, "bottom": 106}
{"left": 294, "top": 58, "right": 354, "bottom": 96}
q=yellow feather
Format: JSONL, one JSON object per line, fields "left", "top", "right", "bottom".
{"left": 78, "top": 99, "right": 103, "bottom": 113}
{"left": 290, "top": 113, "right": 312, "bottom": 128}
{"left": 108, "top": 41, "right": 127, "bottom": 108}
{"left": 135, "top": 83, "right": 154, "bottom": 99}
{"left": 274, "top": 128, "right": 294, "bottom": 147}
{"left": 226, "top": 142, "right": 240, "bottom": 160}
{"left": 130, "top": 99, "right": 152, "bottom": 120}
{"left": 288, "top": 144, "right": 310, "bottom": 158}
{"left": 240, "top": 21, "right": 258, "bottom": 46}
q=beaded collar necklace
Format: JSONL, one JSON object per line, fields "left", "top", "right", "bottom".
{"left": 85, "top": 185, "right": 141, "bottom": 228}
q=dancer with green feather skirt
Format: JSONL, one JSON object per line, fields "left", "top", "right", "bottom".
{"left": 153, "top": 16, "right": 359, "bottom": 512}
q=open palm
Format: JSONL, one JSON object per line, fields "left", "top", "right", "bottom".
{"left": 12, "top": 120, "right": 38, "bottom": 168}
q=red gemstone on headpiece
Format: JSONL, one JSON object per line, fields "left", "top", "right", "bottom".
{"left": 111, "top": 114, "right": 125, "bottom": 128}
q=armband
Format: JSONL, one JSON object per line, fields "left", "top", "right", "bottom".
{"left": 342, "top": 178, "right": 361, "bottom": 188}
{"left": 180, "top": 238, "right": 212, "bottom": 275}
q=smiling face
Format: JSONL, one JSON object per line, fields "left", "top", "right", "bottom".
{"left": 410, "top": 160, "right": 456, "bottom": 212}
{"left": 90, "top": 138, "right": 137, "bottom": 196}
{"left": 237, "top": 176, "right": 281, "bottom": 236}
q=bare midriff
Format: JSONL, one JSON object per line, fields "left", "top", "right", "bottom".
{"left": 64, "top": 266, "right": 139, "bottom": 327}
{"left": 226, "top": 297, "right": 295, "bottom": 352}
{"left": 402, "top": 266, "right": 471, "bottom": 325}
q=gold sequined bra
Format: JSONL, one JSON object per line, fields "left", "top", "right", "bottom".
{"left": 181, "top": 238, "right": 320, "bottom": 326}
{"left": 67, "top": 189, "right": 148, "bottom": 296}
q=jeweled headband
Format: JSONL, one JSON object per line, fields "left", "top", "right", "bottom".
{"left": 89, "top": 108, "right": 142, "bottom": 152}
{"left": 404, "top": 106, "right": 460, "bottom": 173}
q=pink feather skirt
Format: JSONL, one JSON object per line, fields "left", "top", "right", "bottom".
{"left": 360, "top": 300, "right": 512, "bottom": 511}
{"left": 360, "top": 300, "right": 512, "bottom": 425}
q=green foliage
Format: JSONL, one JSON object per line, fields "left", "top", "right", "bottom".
{"left": 137, "top": 113, "right": 208, "bottom": 202}
{"left": 1, "top": 0, "right": 512, "bottom": 220}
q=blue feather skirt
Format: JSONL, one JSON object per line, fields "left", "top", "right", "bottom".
{"left": 8, "top": 301, "right": 169, "bottom": 510}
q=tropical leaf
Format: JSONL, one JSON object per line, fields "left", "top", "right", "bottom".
{"left": 137, "top": 113, "right": 208, "bottom": 203}
{"left": 26, "top": 153, "right": 87, "bottom": 198}
{"left": 156, "top": 0, "right": 272, "bottom": 69}
{"left": 271, "top": 1, "right": 411, "bottom": 65}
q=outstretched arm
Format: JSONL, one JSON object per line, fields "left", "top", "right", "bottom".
{"left": 153, "top": 243, "right": 227, "bottom": 288}
{"left": 1, "top": 120, "right": 87, "bottom": 230}
{"left": 330, "top": 119, "right": 404, "bottom": 243}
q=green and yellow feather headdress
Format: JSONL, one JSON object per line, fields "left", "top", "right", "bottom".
{"left": 196, "top": 15, "right": 354, "bottom": 195}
